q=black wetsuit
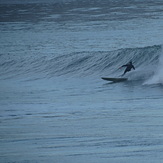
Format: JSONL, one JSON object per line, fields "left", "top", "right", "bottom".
{"left": 121, "top": 62, "right": 135, "bottom": 76}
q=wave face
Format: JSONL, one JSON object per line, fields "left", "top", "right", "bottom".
{"left": 0, "top": 45, "right": 162, "bottom": 82}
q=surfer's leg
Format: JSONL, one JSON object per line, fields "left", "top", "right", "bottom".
{"left": 122, "top": 69, "right": 127, "bottom": 76}
{"left": 121, "top": 72, "right": 125, "bottom": 76}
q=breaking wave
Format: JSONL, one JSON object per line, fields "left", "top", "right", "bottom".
{"left": 0, "top": 45, "right": 162, "bottom": 84}
{"left": 144, "top": 48, "right": 163, "bottom": 85}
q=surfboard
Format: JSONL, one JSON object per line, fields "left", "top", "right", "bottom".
{"left": 101, "top": 77, "right": 127, "bottom": 82}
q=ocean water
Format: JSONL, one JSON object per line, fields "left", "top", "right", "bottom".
{"left": 1, "top": 0, "right": 163, "bottom": 162}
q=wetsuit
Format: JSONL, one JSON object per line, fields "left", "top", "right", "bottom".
{"left": 121, "top": 62, "right": 135, "bottom": 76}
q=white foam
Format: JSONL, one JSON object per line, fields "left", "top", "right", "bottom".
{"left": 144, "top": 49, "right": 163, "bottom": 85}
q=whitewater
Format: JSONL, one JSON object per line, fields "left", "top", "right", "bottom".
{"left": 1, "top": 0, "right": 163, "bottom": 163}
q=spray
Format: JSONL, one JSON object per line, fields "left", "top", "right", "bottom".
{"left": 144, "top": 48, "right": 163, "bottom": 85}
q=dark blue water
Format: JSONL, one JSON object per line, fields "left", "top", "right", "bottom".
{"left": 1, "top": 0, "right": 163, "bottom": 162}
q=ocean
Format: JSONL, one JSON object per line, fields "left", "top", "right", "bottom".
{"left": 1, "top": 0, "right": 163, "bottom": 162}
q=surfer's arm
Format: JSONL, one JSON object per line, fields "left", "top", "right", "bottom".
{"left": 118, "top": 64, "right": 129, "bottom": 70}
{"left": 121, "top": 64, "right": 128, "bottom": 68}
{"left": 132, "top": 65, "right": 135, "bottom": 70}
{"left": 118, "top": 64, "right": 127, "bottom": 69}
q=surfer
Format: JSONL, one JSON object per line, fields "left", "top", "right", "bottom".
{"left": 120, "top": 61, "right": 135, "bottom": 76}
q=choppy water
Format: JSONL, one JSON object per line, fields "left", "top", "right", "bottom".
{"left": 1, "top": 0, "right": 163, "bottom": 162}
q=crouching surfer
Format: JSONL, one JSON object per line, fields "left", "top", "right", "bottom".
{"left": 119, "top": 61, "right": 135, "bottom": 76}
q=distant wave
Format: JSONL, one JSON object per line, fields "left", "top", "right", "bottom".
{"left": 1, "top": 0, "right": 162, "bottom": 4}
{"left": 0, "top": 45, "right": 162, "bottom": 83}
{"left": 1, "top": 0, "right": 163, "bottom": 25}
